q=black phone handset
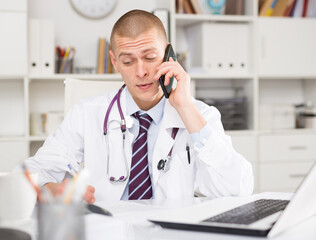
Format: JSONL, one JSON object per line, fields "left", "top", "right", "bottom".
{"left": 159, "top": 44, "right": 177, "bottom": 98}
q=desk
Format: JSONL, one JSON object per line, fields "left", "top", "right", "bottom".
{"left": 2, "top": 192, "right": 316, "bottom": 240}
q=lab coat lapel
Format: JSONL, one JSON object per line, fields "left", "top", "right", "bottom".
{"left": 152, "top": 100, "right": 185, "bottom": 185}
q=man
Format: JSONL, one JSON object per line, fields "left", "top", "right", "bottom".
{"left": 24, "top": 10, "right": 253, "bottom": 203}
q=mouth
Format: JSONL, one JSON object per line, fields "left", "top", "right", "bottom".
{"left": 137, "top": 83, "right": 153, "bottom": 90}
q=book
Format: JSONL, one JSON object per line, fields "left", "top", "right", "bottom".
{"left": 259, "top": 0, "right": 274, "bottom": 16}
{"left": 266, "top": 0, "right": 279, "bottom": 16}
{"left": 97, "top": 38, "right": 105, "bottom": 74}
{"left": 103, "top": 41, "right": 108, "bottom": 73}
{"left": 292, "top": 0, "right": 304, "bottom": 17}
{"left": 225, "top": 0, "right": 244, "bottom": 15}
{"left": 189, "top": 0, "right": 202, "bottom": 14}
{"left": 283, "top": 0, "right": 297, "bottom": 16}
{"left": 271, "top": 0, "right": 291, "bottom": 16}
{"left": 259, "top": 0, "right": 267, "bottom": 10}
{"left": 176, "top": 0, "right": 184, "bottom": 13}
{"left": 306, "top": 0, "right": 316, "bottom": 17}
{"left": 107, "top": 44, "right": 113, "bottom": 73}
{"left": 183, "top": 0, "right": 195, "bottom": 14}
{"left": 302, "top": 0, "right": 309, "bottom": 17}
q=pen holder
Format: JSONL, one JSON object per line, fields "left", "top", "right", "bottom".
{"left": 56, "top": 57, "right": 74, "bottom": 73}
{"left": 37, "top": 202, "right": 85, "bottom": 240}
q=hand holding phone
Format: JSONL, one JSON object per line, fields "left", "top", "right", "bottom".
{"left": 159, "top": 44, "right": 177, "bottom": 98}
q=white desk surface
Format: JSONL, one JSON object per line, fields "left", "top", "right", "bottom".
{"left": 2, "top": 192, "right": 316, "bottom": 240}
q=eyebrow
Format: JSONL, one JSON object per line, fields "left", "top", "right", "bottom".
{"left": 118, "top": 48, "right": 158, "bottom": 58}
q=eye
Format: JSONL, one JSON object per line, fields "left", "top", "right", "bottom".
{"left": 122, "top": 58, "right": 134, "bottom": 65}
{"left": 145, "top": 54, "right": 157, "bottom": 61}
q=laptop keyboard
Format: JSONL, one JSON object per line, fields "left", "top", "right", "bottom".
{"left": 203, "top": 199, "right": 289, "bottom": 225}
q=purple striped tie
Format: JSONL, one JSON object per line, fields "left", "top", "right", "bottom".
{"left": 128, "top": 112, "right": 153, "bottom": 200}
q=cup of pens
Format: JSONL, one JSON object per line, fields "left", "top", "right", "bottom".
{"left": 37, "top": 202, "right": 85, "bottom": 240}
{"left": 37, "top": 167, "right": 89, "bottom": 240}
{"left": 55, "top": 46, "right": 75, "bottom": 73}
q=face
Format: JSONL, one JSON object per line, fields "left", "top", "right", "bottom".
{"left": 110, "top": 28, "right": 167, "bottom": 111}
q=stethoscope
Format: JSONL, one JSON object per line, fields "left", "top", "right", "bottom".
{"left": 103, "top": 84, "right": 183, "bottom": 183}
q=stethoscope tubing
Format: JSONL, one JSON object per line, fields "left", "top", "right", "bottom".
{"left": 104, "top": 84, "right": 129, "bottom": 182}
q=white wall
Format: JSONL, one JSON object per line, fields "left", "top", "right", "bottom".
{"left": 28, "top": 0, "right": 157, "bottom": 70}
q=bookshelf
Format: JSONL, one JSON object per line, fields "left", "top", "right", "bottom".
{"left": 1, "top": 0, "right": 316, "bottom": 193}
{"left": 157, "top": 0, "right": 316, "bottom": 193}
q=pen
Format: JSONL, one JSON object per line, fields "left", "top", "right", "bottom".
{"left": 87, "top": 203, "right": 113, "bottom": 217}
{"left": 186, "top": 145, "right": 191, "bottom": 164}
{"left": 22, "top": 163, "right": 43, "bottom": 202}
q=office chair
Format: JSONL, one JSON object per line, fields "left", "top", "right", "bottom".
{"left": 64, "top": 78, "right": 123, "bottom": 114}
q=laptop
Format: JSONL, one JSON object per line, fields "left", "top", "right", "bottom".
{"left": 149, "top": 163, "right": 316, "bottom": 238}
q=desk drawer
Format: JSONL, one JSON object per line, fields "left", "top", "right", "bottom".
{"left": 259, "top": 134, "right": 316, "bottom": 162}
{"left": 259, "top": 162, "right": 314, "bottom": 192}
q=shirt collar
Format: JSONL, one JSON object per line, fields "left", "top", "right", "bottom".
{"left": 126, "top": 88, "right": 165, "bottom": 125}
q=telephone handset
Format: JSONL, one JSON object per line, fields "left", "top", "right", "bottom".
{"left": 158, "top": 44, "right": 177, "bottom": 98}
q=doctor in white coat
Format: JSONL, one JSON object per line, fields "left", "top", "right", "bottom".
{"left": 24, "top": 10, "right": 253, "bottom": 203}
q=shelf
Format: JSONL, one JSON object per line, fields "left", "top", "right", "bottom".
{"left": 0, "top": 137, "right": 27, "bottom": 142}
{"left": 259, "top": 75, "right": 316, "bottom": 80}
{"left": 0, "top": 75, "right": 26, "bottom": 80}
{"left": 190, "top": 73, "right": 254, "bottom": 80}
{"left": 175, "top": 14, "right": 254, "bottom": 27}
{"left": 226, "top": 130, "right": 256, "bottom": 136}
{"left": 258, "top": 128, "right": 316, "bottom": 135}
{"left": 28, "top": 136, "right": 46, "bottom": 141}
{"left": 28, "top": 73, "right": 122, "bottom": 81}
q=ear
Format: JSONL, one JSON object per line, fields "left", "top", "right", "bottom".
{"left": 109, "top": 49, "right": 119, "bottom": 73}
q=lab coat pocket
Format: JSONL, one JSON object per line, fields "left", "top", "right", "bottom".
{"left": 156, "top": 151, "right": 195, "bottom": 199}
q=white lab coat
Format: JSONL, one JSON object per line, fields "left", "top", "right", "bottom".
{"left": 25, "top": 88, "right": 253, "bottom": 201}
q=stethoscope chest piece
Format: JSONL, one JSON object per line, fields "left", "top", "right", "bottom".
{"left": 157, "top": 156, "right": 171, "bottom": 172}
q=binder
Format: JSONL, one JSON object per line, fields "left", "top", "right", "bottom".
{"left": 40, "top": 20, "right": 55, "bottom": 75}
{"left": 28, "top": 19, "right": 40, "bottom": 75}
{"left": 186, "top": 22, "right": 249, "bottom": 75}
{"left": 28, "top": 19, "right": 55, "bottom": 75}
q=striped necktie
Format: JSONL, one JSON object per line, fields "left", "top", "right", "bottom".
{"left": 128, "top": 112, "right": 153, "bottom": 200}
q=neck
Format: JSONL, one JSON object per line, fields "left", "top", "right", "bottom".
{"left": 135, "top": 94, "right": 163, "bottom": 111}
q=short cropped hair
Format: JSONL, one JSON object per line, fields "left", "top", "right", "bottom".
{"left": 110, "top": 9, "right": 167, "bottom": 51}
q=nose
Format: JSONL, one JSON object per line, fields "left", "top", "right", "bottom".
{"left": 136, "top": 60, "right": 148, "bottom": 78}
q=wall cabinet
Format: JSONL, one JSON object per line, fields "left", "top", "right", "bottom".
{"left": 1, "top": 0, "right": 316, "bottom": 193}
{"left": 258, "top": 18, "right": 316, "bottom": 77}
{"left": 0, "top": 12, "right": 27, "bottom": 75}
